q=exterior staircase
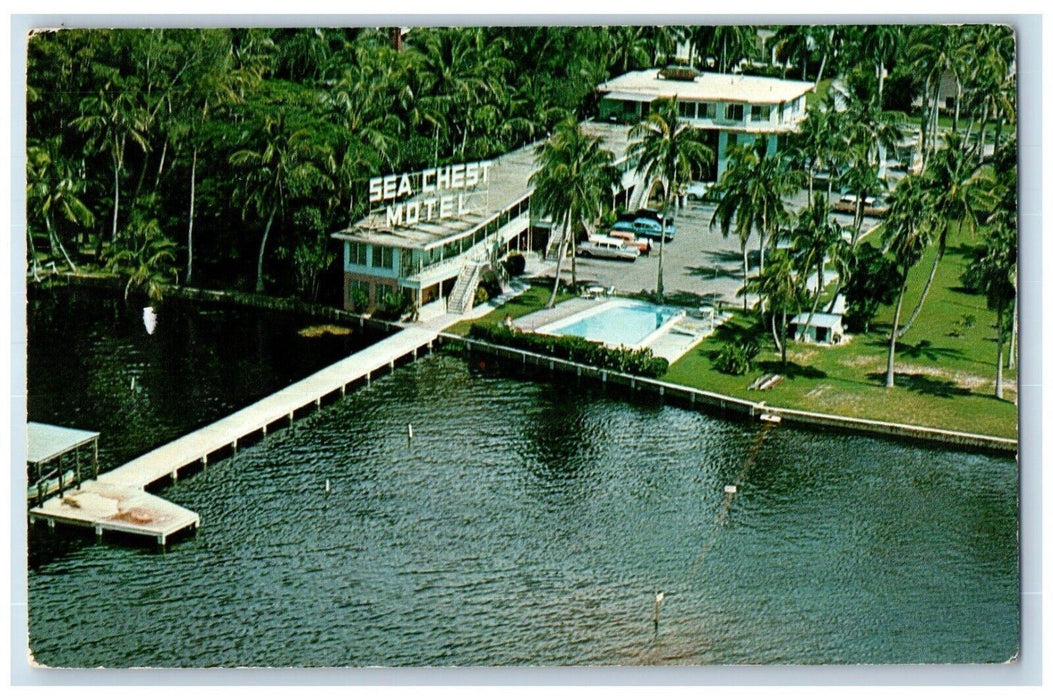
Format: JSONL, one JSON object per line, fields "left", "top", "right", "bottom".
{"left": 447, "top": 260, "right": 485, "bottom": 315}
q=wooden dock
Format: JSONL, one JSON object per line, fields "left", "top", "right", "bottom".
{"left": 29, "top": 326, "right": 439, "bottom": 544}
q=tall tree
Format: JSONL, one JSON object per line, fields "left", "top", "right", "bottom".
{"left": 628, "top": 97, "right": 714, "bottom": 302}
{"left": 529, "top": 118, "right": 620, "bottom": 307}
{"left": 896, "top": 132, "right": 995, "bottom": 338}
{"left": 739, "top": 249, "right": 799, "bottom": 366}
{"left": 791, "top": 194, "right": 846, "bottom": 331}
{"left": 709, "top": 138, "right": 795, "bottom": 309}
{"left": 26, "top": 137, "right": 96, "bottom": 271}
{"left": 72, "top": 73, "right": 149, "bottom": 259}
{"left": 962, "top": 222, "right": 1016, "bottom": 400}
{"left": 229, "top": 106, "right": 333, "bottom": 293}
{"left": 881, "top": 175, "right": 933, "bottom": 388}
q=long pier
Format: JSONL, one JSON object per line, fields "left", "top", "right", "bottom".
{"left": 29, "top": 327, "right": 439, "bottom": 545}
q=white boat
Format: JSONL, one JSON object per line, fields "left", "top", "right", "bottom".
{"left": 576, "top": 235, "right": 640, "bottom": 261}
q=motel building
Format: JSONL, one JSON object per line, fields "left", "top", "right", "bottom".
{"left": 596, "top": 67, "right": 814, "bottom": 179}
{"left": 332, "top": 69, "right": 814, "bottom": 316}
{"left": 331, "top": 122, "right": 638, "bottom": 317}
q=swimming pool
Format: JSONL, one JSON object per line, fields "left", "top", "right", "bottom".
{"left": 538, "top": 299, "right": 685, "bottom": 348}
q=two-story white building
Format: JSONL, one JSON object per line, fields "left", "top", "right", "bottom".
{"left": 596, "top": 68, "right": 814, "bottom": 179}
{"left": 331, "top": 123, "right": 639, "bottom": 316}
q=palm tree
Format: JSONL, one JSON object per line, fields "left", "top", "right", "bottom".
{"left": 881, "top": 175, "right": 933, "bottom": 388}
{"left": 709, "top": 138, "right": 795, "bottom": 309}
{"left": 739, "top": 249, "right": 799, "bottom": 367}
{"left": 839, "top": 67, "right": 904, "bottom": 195}
{"left": 908, "top": 26, "right": 971, "bottom": 166}
{"left": 529, "top": 118, "right": 620, "bottom": 308}
{"left": 105, "top": 203, "right": 177, "bottom": 302}
{"left": 838, "top": 146, "right": 886, "bottom": 246}
{"left": 605, "top": 25, "right": 655, "bottom": 73}
{"left": 628, "top": 97, "right": 714, "bottom": 302}
{"left": 846, "top": 25, "right": 903, "bottom": 105}
{"left": 708, "top": 25, "right": 758, "bottom": 74}
{"left": 790, "top": 93, "right": 844, "bottom": 201}
{"left": 962, "top": 222, "right": 1016, "bottom": 400}
{"left": 791, "top": 194, "right": 846, "bottom": 330}
{"left": 229, "top": 108, "right": 333, "bottom": 293}
{"left": 26, "top": 137, "right": 95, "bottom": 272}
{"left": 72, "top": 79, "right": 149, "bottom": 259}
{"left": 175, "top": 29, "right": 253, "bottom": 285}
{"left": 896, "top": 132, "right": 995, "bottom": 338}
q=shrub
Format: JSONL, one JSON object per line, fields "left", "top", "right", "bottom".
{"left": 474, "top": 286, "right": 490, "bottom": 305}
{"left": 374, "top": 289, "right": 412, "bottom": 321}
{"left": 349, "top": 288, "right": 369, "bottom": 314}
{"left": 502, "top": 252, "right": 526, "bottom": 277}
{"left": 479, "top": 268, "right": 502, "bottom": 300}
{"left": 713, "top": 341, "right": 759, "bottom": 375}
{"left": 468, "top": 322, "right": 669, "bottom": 378}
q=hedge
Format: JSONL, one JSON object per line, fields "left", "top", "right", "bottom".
{"left": 468, "top": 322, "right": 669, "bottom": 378}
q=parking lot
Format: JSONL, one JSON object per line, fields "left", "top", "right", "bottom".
{"left": 565, "top": 193, "right": 872, "bottom": 308}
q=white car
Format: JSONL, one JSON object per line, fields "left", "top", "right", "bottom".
{"left": 576, "top": 235, "right": 640, "bottom": 261}
{"left": 685, "top": 181, "right": 715, "bottom": 201}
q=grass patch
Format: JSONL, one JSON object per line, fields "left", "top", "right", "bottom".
{"left": 444, "top": 282, "right": 576, "bottom": 336}
{"left": 664, "top": 230, "right": 1017, "bottom": 439}
{"left": 298, "top": 324, "right": 351, "bottom": 338}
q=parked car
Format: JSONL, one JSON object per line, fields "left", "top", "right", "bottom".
{"left": 684, "top": 181, "right": 715, "bottom": 201}
{"left": 576, "top": 235, "right": 640, "bottom": 261}
{"left": 628, "top": 217, "right": 676, "bottom": 242}
{"left": 608, "top": 230, "right": 652, "bottom": 255}
{"left": 635, "top": 208, "right": 674, "bottom": 228}
{"left": 832, "top": 194, "right": 889, "bottom": 218}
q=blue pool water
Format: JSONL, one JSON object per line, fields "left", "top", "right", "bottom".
{"left": 541, "top": 299, "right": 684, "bottom": 347}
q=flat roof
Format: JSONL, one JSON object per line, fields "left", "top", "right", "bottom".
{"left": 789, "top": 312, "right": 843, "bottom": 328}
{"left": 598, "top": 70, "right": 814, "bottom": 105}
{"left": 332, "top": 122, "right": 635, "bottom": 250}
{"left": 27, "top": 422, "right": 99, "bottom": 465}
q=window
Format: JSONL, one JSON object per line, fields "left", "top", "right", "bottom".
{"left": 347, "top": 242, "right": 367, "bottom": 267}
{"left": 347, "top": 279, "right": 369, "bottom": 305}
{"left": 374, "top": 246, "right": 395, "bottom": 269}
{"left": 725, "top": 104, "right": 744, "bottom": 121}
{"left": 699, "top": 102, "right": 716, "bottom": 119}
{"left": 751, "top": 105, "right": 770, "bottom": 122}
{"left": 678, "top": 102, "right": 696, "bottom": 119}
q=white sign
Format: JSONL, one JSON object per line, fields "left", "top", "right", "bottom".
{"left": 368, "top": 161, "right": 493, "bottom": 228}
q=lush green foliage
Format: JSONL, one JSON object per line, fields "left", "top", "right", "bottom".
{"left": 713, "top": 340, "right": 759, "bottom": 375}
{"left": 529, "top": 117, "right": 620, "bottom": 304}
{"left": 468, "top": 323, "right": 669, "bottom": 378}
{"left": 628, "top": 97, "right": 713, "bottom": 301}
{"left": 502, "top": 252, "right": 526, "bottom": 277}
{"left": 25, "top": 26, "right": 664, "bottom": 297}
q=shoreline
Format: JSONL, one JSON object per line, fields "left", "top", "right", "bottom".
{"left": 34, "top": 273, "right": 1017, "bottom": 455}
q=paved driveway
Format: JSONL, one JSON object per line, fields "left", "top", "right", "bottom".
{"left": 567, "top": 194, "right": 874, "bottom": 308}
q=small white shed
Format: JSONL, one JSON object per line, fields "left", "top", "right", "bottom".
{"left": 789, "top": 312, "right": 845, "bottom": 345}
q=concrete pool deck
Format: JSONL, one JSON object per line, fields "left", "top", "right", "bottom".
{"left": 515, "top": 296, "right": 733, "bottom": 363}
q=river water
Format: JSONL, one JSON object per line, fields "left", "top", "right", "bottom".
{"left": 25, "top": 289, "right": 1018, "bottom": 667}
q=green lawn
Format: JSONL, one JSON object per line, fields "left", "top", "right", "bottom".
{"left": 450, "top": 244, "right": 1017, "bottom": 439}
{"left": 664, "top": 232, "right": 1018, "bottom": 439}
{"left": 443, "top": 282, "right": 576, "bottom": 336}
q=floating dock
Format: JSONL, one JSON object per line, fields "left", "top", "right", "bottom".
{"left": 29, "top": 327, "right": 439, "bottom": 545}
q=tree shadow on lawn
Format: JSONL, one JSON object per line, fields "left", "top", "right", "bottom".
{"left": 684, "top": 264, "right": 741, "bottom": 281}
{"left": 703, "top": 250, "right": 748, "bottom": 267}
{"left": 859, "top": 337, "right": 965, "bottom": 364}
{"left": 757, "top": 360, "right": 827, "bottom": 379}
{"left": 864, "top": 371, "right": 971, "bottom": 398}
